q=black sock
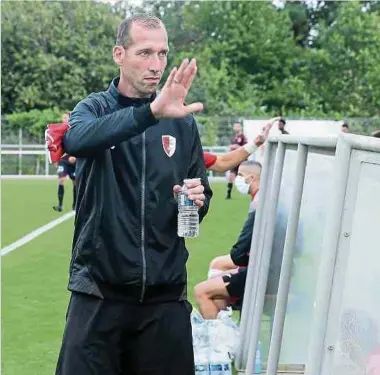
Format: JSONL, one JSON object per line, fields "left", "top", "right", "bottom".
{"left": 73, "top": 185, "right": 77, "bottom": 208}
{"left": 58, "top": 185, "right": 64, "bottom": 207}
{"left": 227, "top": 182, "right": 233, "bottom": 197}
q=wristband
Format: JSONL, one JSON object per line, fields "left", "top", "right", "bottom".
{"left": 243, "top": 143, "right": 258, "bottom": 154}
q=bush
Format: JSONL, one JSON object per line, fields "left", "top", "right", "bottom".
{"left": 5, "top": 108, "right": 67, "bottom": 137}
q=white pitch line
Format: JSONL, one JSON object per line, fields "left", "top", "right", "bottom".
{"left": 1, "top": 211, "right": 75, "bottom": 256}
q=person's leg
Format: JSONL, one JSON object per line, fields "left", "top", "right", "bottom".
{"left": 56, "top": 292, "right": 125, "bottom": 375}
{"left": 194, "top": 276, "right": 231, "bottom": 319}
{"left": 208, "top": 254, "right": 237, "bottom": 278}
{"left": 53, "top": 173, "right": 66, "bottom": 212}
{"left": 127, "top": 300, "right": 194, "bottom": 375}
{"left": 226, "top": 169, "right": 237, "bottom": 199}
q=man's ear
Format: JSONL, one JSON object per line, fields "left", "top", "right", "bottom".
{"left": 113, "top": 46, "right": 125, "bottom": 66}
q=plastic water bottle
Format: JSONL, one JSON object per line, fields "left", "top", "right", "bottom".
{"left": 177, "top": 178, "right": 200, "bottom": 238}
{"left": 254, "top": 342, "right": 262, "bottom": 374}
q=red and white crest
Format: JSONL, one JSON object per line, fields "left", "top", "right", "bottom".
{"left": 162, "top": 135, "right": 176, "bottom": 157}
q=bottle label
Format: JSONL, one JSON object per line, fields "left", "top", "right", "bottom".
{"left": 209, "top": 364, "right": 223, "bottom": 371}
{"left": 180, "top": 193, "right": 195, "bottom": 207}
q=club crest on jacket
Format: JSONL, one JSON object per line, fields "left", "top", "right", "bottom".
{"left": 162, "top": 135, "right": 176, "bottom": 157}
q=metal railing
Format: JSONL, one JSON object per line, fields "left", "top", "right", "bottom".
{"left": 236, "top": 133, "right": 380, "bottom": 375}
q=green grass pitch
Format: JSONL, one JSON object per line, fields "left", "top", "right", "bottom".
{"left": 2, "top": 179, "right": 250, "bottom": 375}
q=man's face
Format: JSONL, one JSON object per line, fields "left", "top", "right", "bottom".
{"left": 342, "top": 126, "right": 349, "bottom": 133}
{"left": 113, "top": 23, "right": 169, "bottom": 98}
{"left": 278, "top": 121, "right": 285, "bottom": 130}
{"left": 237, "top": 165, "right": 260, "bottom": 195}
{"left": 233, "top": 123, "right": 242, "bottom": 133}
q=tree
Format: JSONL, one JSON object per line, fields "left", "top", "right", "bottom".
{"left": 305, "top": 1, "right": 380, "bottom": 116}
{"left": 1, "top": 1, "right": 121, "bottom": 114}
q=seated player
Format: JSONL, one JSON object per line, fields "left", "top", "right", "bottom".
{"left": 194, "top": 161, "right": 262, "bottom": 319}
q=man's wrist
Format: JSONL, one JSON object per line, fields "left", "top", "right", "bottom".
{"left": 243, "top": 143, "right": 258, "bottom": 154}
{"left": 150, "top": 102, "right": 161, "bottom": 120}
{"left": 134, "top": 104, "right": 160, "bottom": 126}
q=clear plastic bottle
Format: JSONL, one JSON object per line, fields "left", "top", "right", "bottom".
{"left": 254, "top": 341, "right": 262, "bottom": 374}
{"left": 177, "top": 178, "right": 200, "bottom": 238}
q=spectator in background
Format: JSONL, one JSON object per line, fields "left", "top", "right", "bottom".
{"left": 226, "top": 122, "right": 247, "bottom": 199}
{"left": 341, "top": 122, "right": 350, "bottom": 133}
{"left": 278, "top": 118, "right": 290, "bottom": 135}
{"left": 52, "top": 112, "right": 77, "bottom": 212}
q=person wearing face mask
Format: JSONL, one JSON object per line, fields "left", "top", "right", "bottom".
{"left": 194, "top": 161, "right": 262, "bottom": 319}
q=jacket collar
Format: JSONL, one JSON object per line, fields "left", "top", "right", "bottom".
{"left": 107, "top": 77, "right": 156, "bottom": 107}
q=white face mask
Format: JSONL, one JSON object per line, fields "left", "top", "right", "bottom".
{"left": 235, "top": 175, "right": 251, "bottom": 195}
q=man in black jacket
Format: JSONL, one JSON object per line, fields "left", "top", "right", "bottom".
{"left": 55, "top": 14, "right": 212, "bottom": 375}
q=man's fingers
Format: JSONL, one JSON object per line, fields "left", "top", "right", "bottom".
{"left": 187, "top": 184, "right": 204, "bottom": 194}
{"left": 194, "top": 199, "right": 204, "bottom": 208}
{"left": 185, "top": 180, "right": 202, "bottom": 189}
{"left": 163, "top": 67, "right": 177, "bottom": 90}
{"left": 174, "top": 58, "right": 189, "bottom": 83}
{"left": 184, "top": 102, "right": 204, "bottom": 115}
{"left": 188, "top": 194, "right": 205, "bottom": 202}
{"left": 183, "top": 59, "right": 197, "bottom": 89}
{"left": 173, "top": 185, "right": 182, "bottom": 193}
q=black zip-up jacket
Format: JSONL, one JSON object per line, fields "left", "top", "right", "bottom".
{"left": 63, "top": 78, "right": 213, "bottom": 304}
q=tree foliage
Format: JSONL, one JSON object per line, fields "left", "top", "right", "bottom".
{"left": 1, "top": 0, "right": 120, "bottom": 114}
{"left": 2, "top": 0, "right": 380, "bottom": 136}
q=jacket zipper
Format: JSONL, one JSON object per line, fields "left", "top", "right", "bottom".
{"left": 140, "top": 131, "right": 147, "bottom": 302}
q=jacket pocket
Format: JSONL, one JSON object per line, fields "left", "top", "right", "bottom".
{"left": 148, "top": 197, "right": 178, "bottom": 251}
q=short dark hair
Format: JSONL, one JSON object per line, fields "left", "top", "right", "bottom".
{"left": 342, "top": 123, "right": 349, "bottom": 128}
{"left": 240, "top": 160, "right": 262, "bottom": 168}
{"left": 116, "top": 14, "right": 164, "bottom": 48}
{"left": 278, "top": 118, "right": 286, "bottom": 126}
{"left": 240, "top": 160, "right": 262, "bottom": 176}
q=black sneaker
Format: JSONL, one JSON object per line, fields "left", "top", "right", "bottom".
{"left": 53, "top": 205, "right": 63, "bottom": 212}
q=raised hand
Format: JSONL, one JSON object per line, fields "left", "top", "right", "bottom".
{"left": 261, "top": 116, "right": 281, "bottom": 139}
{"left": 150, "top": 58, "right": 203, "bottom": 119}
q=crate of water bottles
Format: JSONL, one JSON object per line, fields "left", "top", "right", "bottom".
{"left": 191, "top": 309, "right": 262, "bottom": 374}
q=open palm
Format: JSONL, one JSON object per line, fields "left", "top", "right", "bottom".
{"left": 150, "top": 58, "right": 203, "bottom": 119}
